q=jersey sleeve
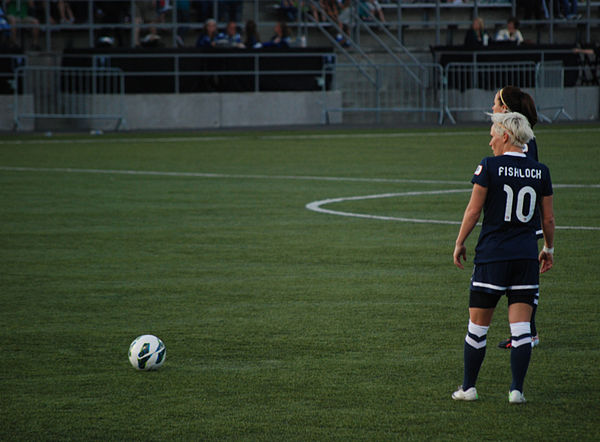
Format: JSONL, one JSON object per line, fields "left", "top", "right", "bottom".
{"left": 471, "top": 157, "right": 489, "bottom": 187}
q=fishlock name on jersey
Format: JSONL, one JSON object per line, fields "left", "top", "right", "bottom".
{"left": 498, "top": 166, "right": 542, "bottom": 179}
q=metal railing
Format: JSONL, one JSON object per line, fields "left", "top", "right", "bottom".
{"left": 0, "top": 54, "right": 27, "bottom": 95}
{"left": 441, "top": 61, "right": 572, "bottom": 123}
{"left": 61, "top": 50, "right": 336, "bottom": 93}
{"left": 8, "top": 58, "right": 574, "bottom": 128}
{"left": 3, "top": 0, "right": 599, "bottom": 52}
{"left": 13, "top": 66, "right": 126, "bottom": 130}
{"left": 321, "top": 62, "right": 445, "bottom": 124}
{"left": 443, "top": 61, "right": 537, "bottom": 123}
{"left": 535, "top": 61, "right": 572, "bottom": 122}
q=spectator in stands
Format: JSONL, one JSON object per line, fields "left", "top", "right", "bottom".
{"left": 332, "top": 0, "right": 351, "bottom": 47}
{"left": 215, "top": 20, "right": 244, "bottom": 47}
{"left": 464, "top": 17, "right": 489, "bottom": 48}
{"left": 5, "top": 0, "right": 40, "bottom": 49}
{"left": 359, "top": 0, "right": 385, "bottom": 23}
{"left": 320, "top": 0, "right": 339, "bottom": 25}
{"left": 196, "top": 17, "right": 218, "bottom": 47}
{"left": 495, "top": 16, "right": 524, "bottom": 45}
{"left": 243, "top": 19, "right": 261, "bottom": 48}
{"left": 262, "top": 21, "right": 291, "bottom": 48}
{"left": 134, "top": 0, "right": 159, "bottom": 47}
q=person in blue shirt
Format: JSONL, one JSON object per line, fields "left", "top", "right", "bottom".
{"left": 196, "top": 18, "right": 218, "bottom": 48}
{"left": 262, "top": 21, "right": 291, "bottom": 48}
{"left": 492, "top": 86, "right": 543, "bottom": 349}
{"left": 452, "top": 112, "right": 555, "bottom": 404}
{"left": 215, "top": 21, "right": 244, "bottom": 48}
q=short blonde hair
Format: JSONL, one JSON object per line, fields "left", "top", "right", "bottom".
{"left": 490, "top": 112, "right": 534, "bottom": 147}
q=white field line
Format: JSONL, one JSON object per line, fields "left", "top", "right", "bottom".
{"left": 1, "top": 126, "right": 600, "bottom": 145}
{"left": 0, "top": 166, "right": 469, "bottom": 185}
{"left": 0, "top": 166, "right": 598, "bottom": 189}
{"left": 0, "top": 165, "right": 598, "bottom": 230}
{"left": 305, "top": 190, "right": 600, "bottom": 231}
{"left": 306, "top": 189, "right": 471, "bottom": 225}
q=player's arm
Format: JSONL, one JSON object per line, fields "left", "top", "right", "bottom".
{"left": 539, "top": 194, "right": 555, "bottom": 274}
{"left": 454, "top": 183, "right": 487, "bottom": 269}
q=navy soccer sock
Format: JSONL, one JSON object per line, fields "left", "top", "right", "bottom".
{"left": 510, "top": 321, "right": 532, "bottom": 393}
{"left": 463, "top": 320, "right": 489, "bottom": 390}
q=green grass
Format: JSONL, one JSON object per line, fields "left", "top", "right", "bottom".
{"left": 1, "top": 126, "right": 599, "bottom": 440}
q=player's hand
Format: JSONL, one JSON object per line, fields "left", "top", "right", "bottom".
{"left": 454, "top": 244, "right": 467, "bottom": 269}
{"left": 539, "top": 250, "right": 553, "bottom": 274}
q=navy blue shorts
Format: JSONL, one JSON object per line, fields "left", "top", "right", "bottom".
{"left": 469, "top": 260, "right": 539, "bottom": 309}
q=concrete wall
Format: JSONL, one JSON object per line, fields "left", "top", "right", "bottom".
{"left": 2, "top": 91, "right": 341, "bottom": 132}
{"left": 2, "top": 87, "right": 597, "bottom": 131}
{"left": 123, "top": 91, "right": 342, "bottom": 130}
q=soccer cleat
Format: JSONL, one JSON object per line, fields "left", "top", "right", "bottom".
{"left": 509, "top": 390, "right": 527, "bottom": 404}
{"left": 498, "top": 338, "right": 512, "bottom": 349}
{"left": 531, "top": 335, "right": 540, "bottom": 347}
{"left": 452, "top": 386, "right": 478, "bottom": 401}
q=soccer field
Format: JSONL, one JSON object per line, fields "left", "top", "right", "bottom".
{"left": 1, "top": 126, "right": 599, "bottom": 440}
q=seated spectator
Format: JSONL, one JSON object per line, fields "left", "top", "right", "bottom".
{"left": 320, "top": 0, "right": 339, "bottom": 25}
{"left": 358, "top": 0, "right": 385, "bottom": 23}
{"left": 196, "top": 17, "right": 218, "bottom": 47}
{"left": 243, "top": 19, "right": 261, "bottom": 49}
{"left": 262, "top": 21, "right": 291, "bottom": 48}
{"left": 215, "top": 20, "right": 244, "bottom": 48}
{"left": 5, "top": 0, "right": 40, "bottom": 49}
{"left": 464, "top": 17, "right": 489, "bottom": 48}
{"left": 495, "top": 16, "right": 524, "bottom": 45}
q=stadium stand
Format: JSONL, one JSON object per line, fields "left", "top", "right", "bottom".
{"left": 2, "top": 0, "right": 599, "bottom": 128}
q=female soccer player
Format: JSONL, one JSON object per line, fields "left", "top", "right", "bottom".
{"left": 452, "top": 112, "right": 555, "bottom": 403}
{"left": 492, "top": 86, "right": 542, "bottom": 349}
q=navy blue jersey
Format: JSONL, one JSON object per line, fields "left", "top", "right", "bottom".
{"left": 471, "top": 152, "right": 553, "bottom": 264}
{"left": 524, "top": 137, "right": 538, "bottom": 162}
{"left": 524, "top": 137, "right": 543, "bottom": 237}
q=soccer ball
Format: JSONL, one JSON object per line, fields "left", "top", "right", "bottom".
{"left": 128, "top": 335, "right": 166, "bottom": 371}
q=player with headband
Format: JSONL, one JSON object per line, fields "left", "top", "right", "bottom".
{"left": 492, "top": 86, "right": 544, "bottom": 349}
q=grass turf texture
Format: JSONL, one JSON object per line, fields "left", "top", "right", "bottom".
{"left": 1, "top": 126, "right": 599, "bottom": 440}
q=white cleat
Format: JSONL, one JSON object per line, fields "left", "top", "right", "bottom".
{"left": 509, "top": 390, "right": 527, "bottom": 404}
{"left": 452, "top": 386, "right": 478, "bottom": 401}
{"left": 531, "top": 335, "right": 540, "bottom": 347}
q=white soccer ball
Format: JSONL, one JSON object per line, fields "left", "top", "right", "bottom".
{"left": 128, "top": 335, "right": 166, "bottom": 371}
